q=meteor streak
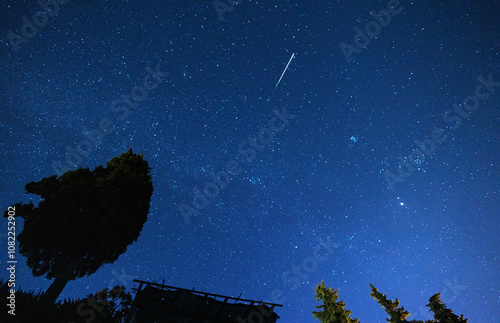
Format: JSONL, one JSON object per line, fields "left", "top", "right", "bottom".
{"left": 275, "top": 53, "right": 295, "bottom": 89}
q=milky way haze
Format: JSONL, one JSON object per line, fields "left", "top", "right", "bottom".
{"left": 1, "top": 1, "right": 499, "bottom": 322}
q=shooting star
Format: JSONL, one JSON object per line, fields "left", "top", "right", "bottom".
{"left": 275, "top": 53, "right": 295, "bottom": 89}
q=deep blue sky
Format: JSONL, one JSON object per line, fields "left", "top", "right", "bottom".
{"left": 1, "top": 1, "right": 499, "bottom": 322}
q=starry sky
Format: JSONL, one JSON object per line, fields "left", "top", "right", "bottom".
{"left": 1, "top": 1, "right": 499, "bottom": 322}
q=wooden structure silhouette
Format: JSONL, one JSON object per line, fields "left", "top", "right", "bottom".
{"left": 127, "top": 279, "right": 281, "bottom": 322}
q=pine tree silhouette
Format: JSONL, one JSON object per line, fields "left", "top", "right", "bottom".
{"left": 313, "top": 282, "right": 468, "bottom": 323}
{"left": 312, "top": 281, "right": 360, "bottom": 323}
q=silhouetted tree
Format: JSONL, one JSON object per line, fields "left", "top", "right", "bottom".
{"left": 75, "top": 285, "right": 134, "bottom": 322}
{"left": 370, "top": 284, "right": 411, "bottom": 322}
{"left": 425, "top": 293, "right": 468, "bottom": 323}
{"left": 0, "top": 279, "right": 133, "bottom": 322}
{"left": 3, "top": 149, "right": 153, "bottom": 310}
{"left": 313, "top": 282, "right": 468, "bottom": 323}
{"left": 312, "top": 281, "right": 360, "bottom": 323}
{"left": 370, "top": 284, "right": 468, "bottom": 322}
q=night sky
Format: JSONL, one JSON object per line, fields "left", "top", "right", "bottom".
{"left": 1, "top": 1, "right": 499, "bottom": 322}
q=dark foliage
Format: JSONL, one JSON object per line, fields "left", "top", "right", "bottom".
{"left": 1, "top": 279, "right": 133, "bottom": 322}
{"left": 3, "top": 149, "right": 153, "bottom": 306}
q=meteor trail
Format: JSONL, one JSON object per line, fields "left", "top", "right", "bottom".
{"left": 275, "top": 53, "right": 295, "bottom": 89}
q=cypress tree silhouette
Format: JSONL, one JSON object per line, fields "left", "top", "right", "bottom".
{"left": 3, "top": 149, "right": 153, "bottom": 311}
